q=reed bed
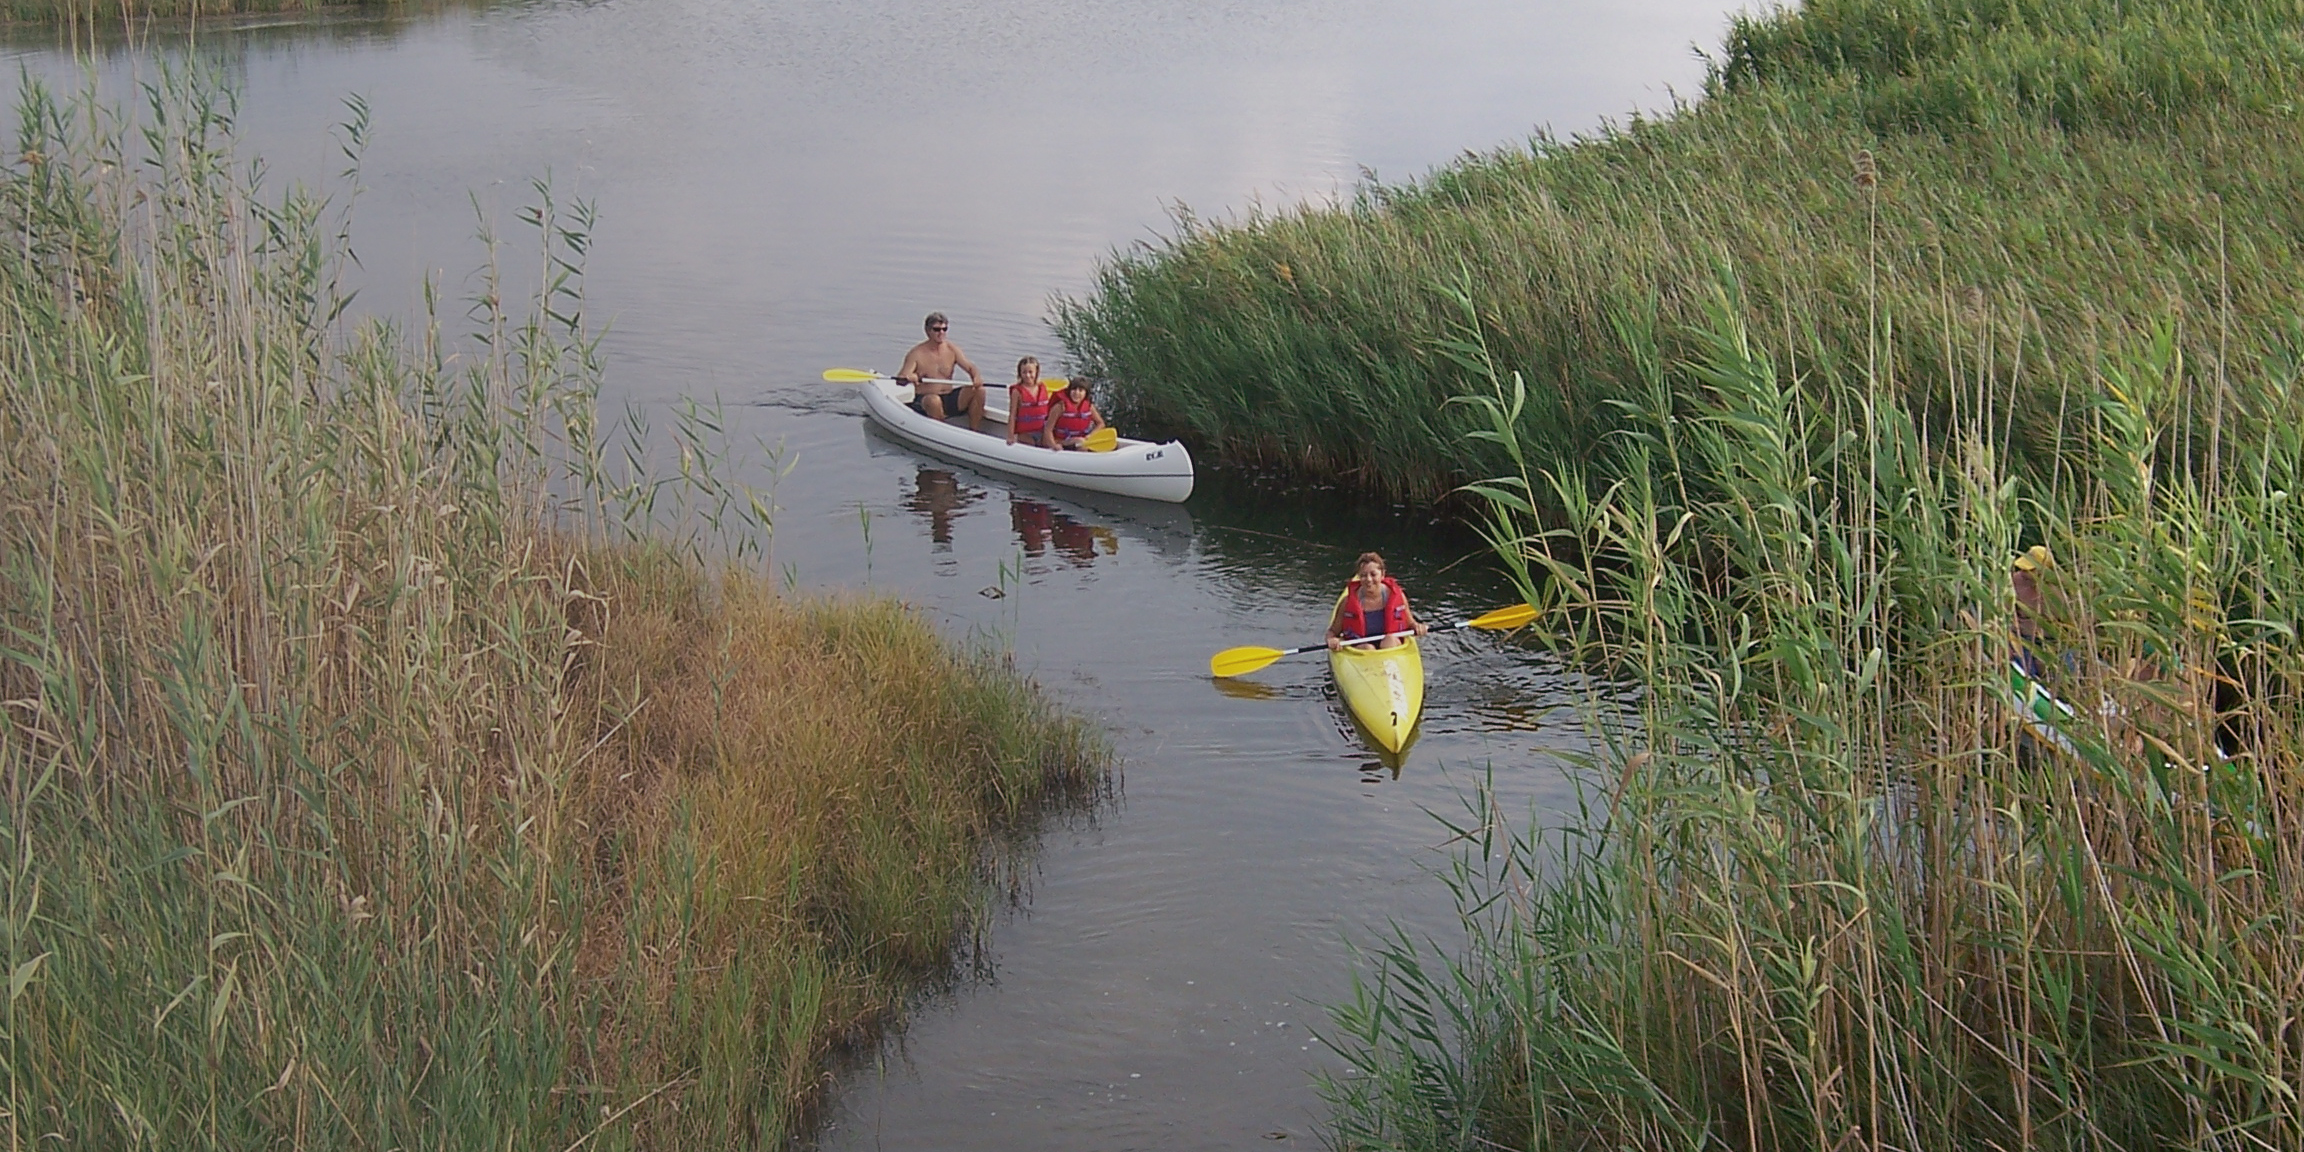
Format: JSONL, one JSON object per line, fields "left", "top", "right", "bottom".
{"left": 1318, "top": 257, "right": 2304, "bottom": 1148}
{"left": 0, "top": 75, "right": 1103, "bottom": 1149}
{"left": 1056, "top": 0, "right": 2304, "bottom": 503}
{"left": 3, "top": 0, "right": 392, "bottom": 26}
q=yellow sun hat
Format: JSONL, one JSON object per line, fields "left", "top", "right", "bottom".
{"left": 2013, "top": 545, "right": 2054, "bottom": 572}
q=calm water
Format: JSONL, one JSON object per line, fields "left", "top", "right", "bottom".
{"left": 8, "top": 2, "right": 1729, "bottom": 1145}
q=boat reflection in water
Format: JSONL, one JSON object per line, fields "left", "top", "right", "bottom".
{"left": 1011, "top": 495, "right": 1119, "bottom": 567}
{"left": 903, "top": 467, "right": 985, "bottom": 550}
{"left": 1337, "top": 706, "right": 1421, "bottom": 774}
{"left": 865, "top": 423, "right": 1197, "bottom": 560}
{"left": 1209, "top": 676, "right": 1285, "bottom": 703}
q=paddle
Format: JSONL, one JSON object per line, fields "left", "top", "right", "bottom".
{"left": 821, "top": 368, "right": 1070, "bottom": 389}
{"left": 1208, "top": 602, "right": 1537, "bottom": 678}
{"left": 1073, "top": 426, "right": 1119, "bottom": 453}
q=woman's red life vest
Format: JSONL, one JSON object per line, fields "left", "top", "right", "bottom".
{"left": 1052, "top": 394, "right": 1097, "bottom": 439}
{"left": 1337, "top": 576, "right": 1412, "bottom": 640}
{"left": 1011, "top": 384, "right": 1052, "bottom": 434}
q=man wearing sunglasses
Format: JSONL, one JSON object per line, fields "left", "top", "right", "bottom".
{"left": 895, "top": 312, "right": 989, "bottom": 430}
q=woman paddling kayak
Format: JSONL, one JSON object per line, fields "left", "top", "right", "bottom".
{"left": 1326, "top": 552, "right": 1428, "bottom": 752}
{"left": 1327, "top": 552, "right": 1429, "bottom": 651}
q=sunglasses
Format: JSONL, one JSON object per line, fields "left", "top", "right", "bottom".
{"left": 929, "top": 325, "right": 949, "bottom": 332}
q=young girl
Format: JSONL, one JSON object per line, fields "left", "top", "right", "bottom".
{"left": 1050, "top": 378, "right": 1106, "bottom": 450}
{"left": 1005, "top": 356, "right": 1056, "bottom": 448}
{"left": 1326, "top": 552, "right": 1428, "bottom": 651}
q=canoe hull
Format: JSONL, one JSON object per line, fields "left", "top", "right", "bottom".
{"left": 860, "top": 379, "right": 1194, "bottom": 503}
{"left": 1329, "top": 600, "right": 1425, "bottom": 753}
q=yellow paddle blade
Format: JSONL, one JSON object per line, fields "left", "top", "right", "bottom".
{"left": 1209, "top": 645, "right": 1289, "bottom": 678}
{"left": 1083, "top": 426, "right": 1120, "bottom": 452}
{"left": 1465, "top": 602, "right": 1537, "bottom": 631}
{"left": 822, "top": 367, "right": 883, "bottom": 383}
{"left": 1041, "top": 376, "right": 1069, "bottom": 389}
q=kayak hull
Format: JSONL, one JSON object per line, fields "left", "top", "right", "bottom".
{"left": 1330, "top": 610, "right": 1425, "bottom": 753}
{"left": 860, "top": 379, "right": 1194, "bottom": 503}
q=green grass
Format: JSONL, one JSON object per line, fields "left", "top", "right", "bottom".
{"left": 1056, "top": 0, "right": 2304, "bottom": 504}
{"left": 0, "top": 74, "right": 1104, "bottom": 1149}
{"left": 1316, "top": 194, "right": 2304, "bottom": 1152}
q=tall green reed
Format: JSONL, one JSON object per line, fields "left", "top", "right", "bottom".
{"left": 1322, "top": 256, "right": 2304, "bottom": 1149}
{"left": 4, "top": 0, "right": 402, "bottom": 27}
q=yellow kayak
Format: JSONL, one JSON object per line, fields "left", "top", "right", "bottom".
{"left": 1330, "top": 592, "right": 1425, "bottom": 752}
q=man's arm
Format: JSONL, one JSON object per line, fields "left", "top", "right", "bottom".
{"left": 953, "top": 346, "right": 985, "bottom": 385}
{"left": 895, "top": 345, "right": 925, "bottom": 383}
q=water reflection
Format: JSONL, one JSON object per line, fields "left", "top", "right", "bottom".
{"left": 902, "top": 466, "right": 984, "bottom": 549}
{"left": 1010, "top": 494, "right": 1117, "bottom": 567}
{"left": 1470, "top": 696, "right": 1562, "bottom": 732}
{"left": 1357, "top": 754, "right": 1402, "bottom": 784}
{"left": 1334, "top": 704, "right": 1421, "bottom": 769}
{"left": 1210, "top": 675, "right": 1285, "bottom": 702}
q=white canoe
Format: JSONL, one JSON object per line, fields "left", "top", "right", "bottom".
{"left": 860, "top": 378, "right": 1195, "bottom": 503}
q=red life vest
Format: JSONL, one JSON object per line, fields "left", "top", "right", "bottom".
{"left": 1337, "top": 577, "right": 1412, "bottom": 640}
{"left": 1053, "top": 394, "right": 1097, "bottom": 439}
{"left": 1011, "top": 384, "right": 1052, "bottom": 434}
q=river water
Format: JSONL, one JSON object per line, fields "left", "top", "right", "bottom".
{"left": 7, "top": 2, "right": 1729, "bottom": 1145}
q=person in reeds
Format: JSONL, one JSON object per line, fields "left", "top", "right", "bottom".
{"left": 1327, "top": 552, "right": 1428, "bottom": 651}
{"left": 2010, "top": 544, "right": 2255, "bottom": 762}
{"left": 1049, "top": 377, "right": 1106, "bottom": 450}
{"left": 1006, "top": 356, "right": 1056, "bottom": 448}
{"left": 2011, "top": 544, "right": 2057, "bottom": 679}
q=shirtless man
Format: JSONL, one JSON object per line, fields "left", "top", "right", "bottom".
{"left": 895, "top": 312, "right": 989, "bottom": 431}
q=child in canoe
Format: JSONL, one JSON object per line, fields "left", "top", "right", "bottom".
{"left": 1327, "top": 552, "right": 1429, "bottom": 651}
{"left": 1006, "top": 356, "right": 1056, "bottom": 449}
{"left": 1050, "top": 378, "right": 1107, "bottom": 450}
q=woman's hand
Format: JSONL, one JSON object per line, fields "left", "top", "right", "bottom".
{"left": 1414, "top": 621, "right": 1429, "bottom": 637}
{"left": 1326, "top": 635, "right": 1342, "bottom": 651}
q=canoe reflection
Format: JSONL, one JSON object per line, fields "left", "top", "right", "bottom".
{"left": 904, "top": 467, "right": 984, "bottom": 549}
{"left": 1332, "top": 698, "right": 1421, "bottom": 767}
{"left": 1011, "top": 495, "right": 1118, "bottom": 567}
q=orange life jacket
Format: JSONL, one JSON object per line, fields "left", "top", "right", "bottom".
{"left": 1337, "top": 577, "right": 1412, "bottom": 640}
{"left": 1011, "top": 384, "right": 1052, "bottom": 434}
{"left": 1053, "top": 394, "right": 1097, "bottom": 439}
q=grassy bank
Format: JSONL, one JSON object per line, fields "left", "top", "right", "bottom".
{"left": 0, "top": 76, "right": 1102, "bottom": 1149}
{"left": 1056, "top": 0, "right": 2304, "bottom": 502}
